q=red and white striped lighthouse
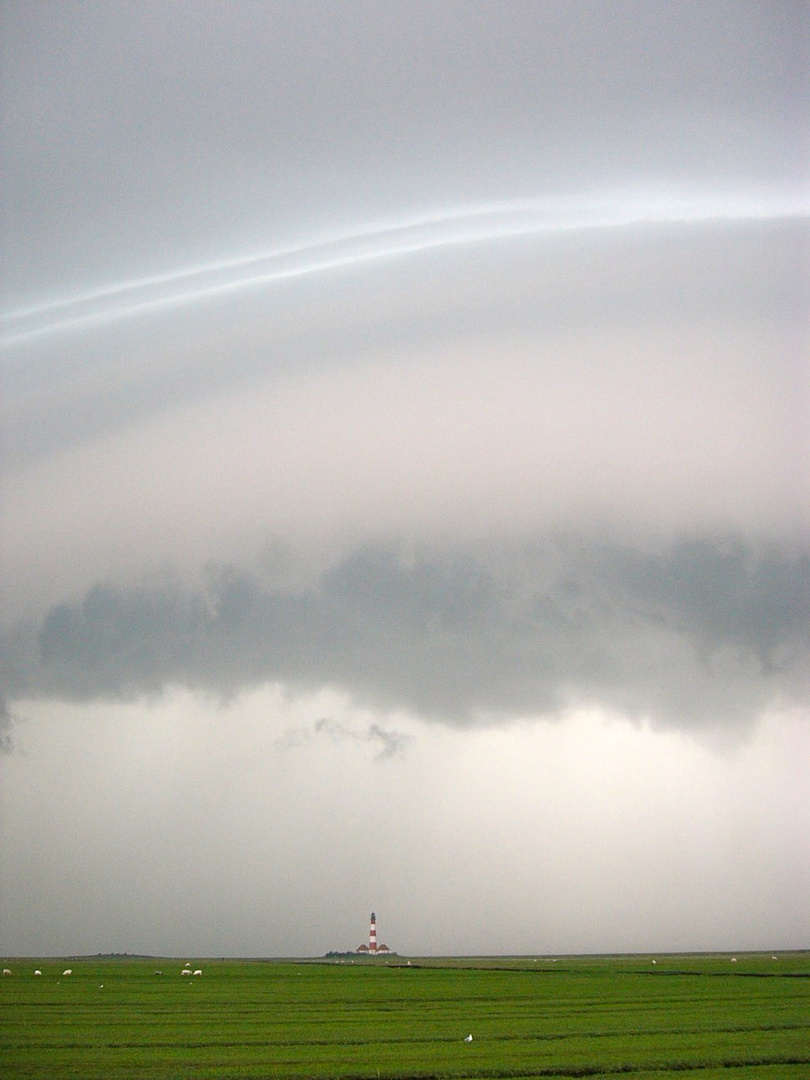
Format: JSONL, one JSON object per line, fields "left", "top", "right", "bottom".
{"left": 369, "top": 912, "right": 377, "bottom": 953}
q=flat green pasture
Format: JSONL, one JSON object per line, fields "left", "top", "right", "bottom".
{"left": 1, "top": 953, "right": 808, "bottom": 1079}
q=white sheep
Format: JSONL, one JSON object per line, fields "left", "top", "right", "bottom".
{"left": 34, "top": 969, "right": 42, "bottom": 975}
{"left": 62, "top": 969, "right": 72, "bottom": 976}
{"left": 193, "top": 969, "right": 202, "bottom": 976}
{"left": 181, "top": 969, "right": 191, "bottom": 975}
{"left": 2, "top": 968, "right": 11, "bottom": 975}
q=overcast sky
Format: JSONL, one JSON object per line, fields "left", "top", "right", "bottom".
{"left": 1, "top": 0, "right": 808, "bottom": 958}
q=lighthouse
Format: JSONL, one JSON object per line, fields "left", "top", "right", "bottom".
{"left": 369, "top": 912, "right": 377, "bottom": 953}
{"left": 353, "top": 912, "right": 392, "bottom": 955}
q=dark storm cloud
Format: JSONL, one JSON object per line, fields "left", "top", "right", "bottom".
{"left": 4, "top": 536, "right": 808, "bottom": 733}
{"left": 0, "top": 697, "right": 13, "bottom": 753}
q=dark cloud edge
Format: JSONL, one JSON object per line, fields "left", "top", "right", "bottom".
{"left": 1, "top": 532, "right": 807, "bottom": 743}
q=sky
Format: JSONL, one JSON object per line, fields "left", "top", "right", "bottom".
{"left": 1, "top": 0, "right": 808, "bottom": 958}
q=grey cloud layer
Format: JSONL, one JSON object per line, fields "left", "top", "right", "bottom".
{"left": 1, "top": 2, "right": 807, "bottom": 737}
{"left": 2, "top": 1, "right": 805, "bottom": 303}
{"left": 6, "top": 217, "right": 805, "bottom": 474}
{"left": 4, "top": 537, "right": 807, "bottom": 732}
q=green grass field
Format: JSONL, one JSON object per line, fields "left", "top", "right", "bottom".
{"left": 1, "top": 953, "right": 808, "bottom": 1078}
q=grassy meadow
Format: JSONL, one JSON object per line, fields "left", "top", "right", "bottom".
{"left": 1, "top": 952, "right": 808, "bottom": 1079}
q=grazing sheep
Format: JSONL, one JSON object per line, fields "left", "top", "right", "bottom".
{"left": 181, "top": 969, "right": 191, "bottom": 975}
{"left": 34, "top": 970, "right": 42, "bottom": 975}
{"left": 154, "top": 970, "right": 163, "bottom": 975}
{"left": 62, "top": 969, "right": 72, "bottom": 976}
{"left": 193, "top": 969, "right": 202, "bottom": 976}
{"left": 2, "top": 969, "right": 11, "bottom": 976}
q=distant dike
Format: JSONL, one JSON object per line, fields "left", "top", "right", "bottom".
{"left": 325, "top": 951, "right": 399, "bottom": 959}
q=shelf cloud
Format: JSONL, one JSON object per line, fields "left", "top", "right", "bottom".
{"left": 3, "top": 536, "right": 807, "bottom": 736}
{"left": 1, "top": 0, "right": 807, "bottom": 957}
